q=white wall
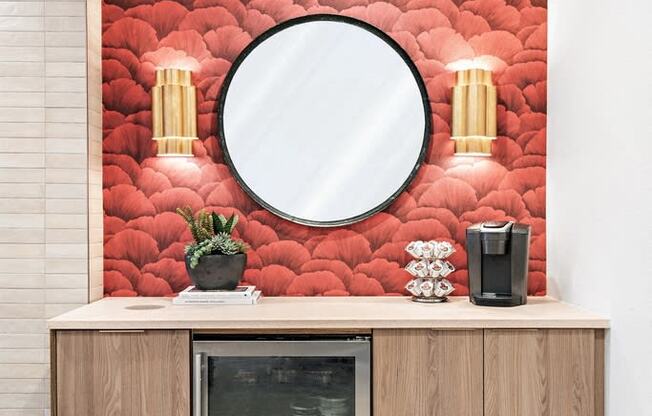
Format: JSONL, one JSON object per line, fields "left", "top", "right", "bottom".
{"left": 548, "top": 1, "right": 652, "bottom": 414}
{"left": 0, "top": 0, "right": 98, "bottom": 414}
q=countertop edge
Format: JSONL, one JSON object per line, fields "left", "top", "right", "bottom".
{"left": 46, "top": 296, "right": 610, "bottom": 330}
{"left": 48, "top": 319, "right": 610, "bottom": 330}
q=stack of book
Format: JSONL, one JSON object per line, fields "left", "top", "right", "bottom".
{"left": 173, "top": 285, "right": 262, "bottom": 305}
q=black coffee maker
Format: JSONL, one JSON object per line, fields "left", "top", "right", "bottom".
{"left": 466, "top": 221, "right": 530, "bottom": 307}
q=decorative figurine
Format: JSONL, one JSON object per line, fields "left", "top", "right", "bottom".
{"left": 404, "top": 240, "right": 456, "bottom": 303}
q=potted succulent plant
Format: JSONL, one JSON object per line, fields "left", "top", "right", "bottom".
{"left": 176, "top": 207, "right": 248, "bottom": 290}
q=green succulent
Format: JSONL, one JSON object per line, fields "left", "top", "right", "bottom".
{"left": 186, "top": 233, "right": 248, "bottom": 269}
{"left": 176, "top": 206, "right": 213, "bottom": 244}
{"left": 211, "top": 212, "right": 238, "bottom": 235}
{"left": 176, "top": 207, "right": 248, "bottom": 269}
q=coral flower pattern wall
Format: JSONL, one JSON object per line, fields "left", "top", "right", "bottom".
{"left": 102, "top": 0, "right": 547, "bottom": 297}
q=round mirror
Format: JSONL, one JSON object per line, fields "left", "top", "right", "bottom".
{"left": 219, "top": 15, "right": 431, "bottom": 227}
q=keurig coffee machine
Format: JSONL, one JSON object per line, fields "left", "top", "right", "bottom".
{"left": 466, "top": 221, "right": 530, "bottom": 306}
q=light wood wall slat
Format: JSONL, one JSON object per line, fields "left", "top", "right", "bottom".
{"left": 0, "top": 0, "right": 101, "bottom": 412}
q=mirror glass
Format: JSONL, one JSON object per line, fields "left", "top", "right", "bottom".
{"left": 220, "top": 15, "right": 430, "bottom": 226}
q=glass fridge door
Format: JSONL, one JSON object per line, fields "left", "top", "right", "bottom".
{"left": 194, "top": 338, "right": 370, "bottom": 416}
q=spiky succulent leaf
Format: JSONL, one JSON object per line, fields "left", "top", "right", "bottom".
{"left": 176, "top": 206, "right": 192, "bottom": 222}
{"left": 196, "top": 210, "right": 214, "bottom": 242}
{"left": 211, "top": 212, "right": 224, "bottom": 235}
{"left": 223, "top": 214, "right": 238, "bottom": 234}
{"left": 209, "top": 212, "right": 238, "bottom": 235}
{"left": 218, "top": 214, "right": 227, "bottom": 226}
{"left": 233, "top": 238, "right": 248, "bottom": 253}
{"left": 177, "top": 206, "right": 206, "bottom": 243}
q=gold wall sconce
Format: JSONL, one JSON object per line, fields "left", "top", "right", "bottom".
{"left": 451, "top": 68, "right": 497, "bottom": 156}
{"left": 152, "top": 68, "right": 198, "bottom": 157}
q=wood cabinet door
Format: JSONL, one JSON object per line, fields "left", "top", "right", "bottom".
{"left": 373, "top": 329, "right": 483, "bottom": 416}
{"left": 484, "top": 329, "right": 598, "bottom": 416}
{"left": 55, "top": 330, "right": 190, "bottom": 416}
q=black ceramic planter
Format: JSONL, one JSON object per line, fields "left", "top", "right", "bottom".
{"left": 185, "top": 253, "right": 246, "bottom": 291}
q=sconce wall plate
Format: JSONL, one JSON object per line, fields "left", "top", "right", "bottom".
{"left": 152, "top": 68, "right": 198, "bottom": 156}
{"left": 451, "top": 68, "right": 496, "bottom": 156}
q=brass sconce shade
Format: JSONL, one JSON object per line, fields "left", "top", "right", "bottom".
{"left": 451, "top": 69, "right": 497, "bottom": 156}
{"left": 152, "top": 68, "right": 198, "bottom": 156}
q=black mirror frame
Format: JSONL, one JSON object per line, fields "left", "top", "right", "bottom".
{"left": 218, "top": 14, "right": 432, "bottom": 227}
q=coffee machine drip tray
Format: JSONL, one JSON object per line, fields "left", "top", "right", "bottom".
{"left": 480, "top": 254, "right": 512, "bottom": 294}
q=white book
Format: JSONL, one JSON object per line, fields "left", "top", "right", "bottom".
{"left": 173, "top": 291, "right": 262, "bottom": 305}
{"left": 178, "top": 285, "right": 255, "bottom": 299}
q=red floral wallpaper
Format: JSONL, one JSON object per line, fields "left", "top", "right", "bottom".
{"left": 102, "top": 0, "right": 547, "bottom": 297}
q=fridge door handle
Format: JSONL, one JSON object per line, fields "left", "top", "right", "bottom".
{"left": 193, "top": 353, "right": 207, "bottom": 416}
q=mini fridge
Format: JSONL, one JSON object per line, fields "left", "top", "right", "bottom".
{"left": 193, "top": 335, "right": 371, "bottom": 416}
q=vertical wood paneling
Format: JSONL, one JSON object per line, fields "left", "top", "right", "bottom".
{"left": 484, "top": 329, "right": 596, "bottom": 416}
{"left": 86, "top": 0, "right": 102, "bottom": 302}
{"left": 373, "top": 329, "right": 483, "bottom": 416}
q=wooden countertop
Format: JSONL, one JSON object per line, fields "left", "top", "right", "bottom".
{"left": 48, "top": 296, "right": 608, "bottom": 330}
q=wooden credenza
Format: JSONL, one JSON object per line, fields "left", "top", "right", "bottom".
{"left": 52, "top": 328, "right": 604, "bottom": 416}
{"left": 48, "top": 297, "right": 607, "bottom": 416}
